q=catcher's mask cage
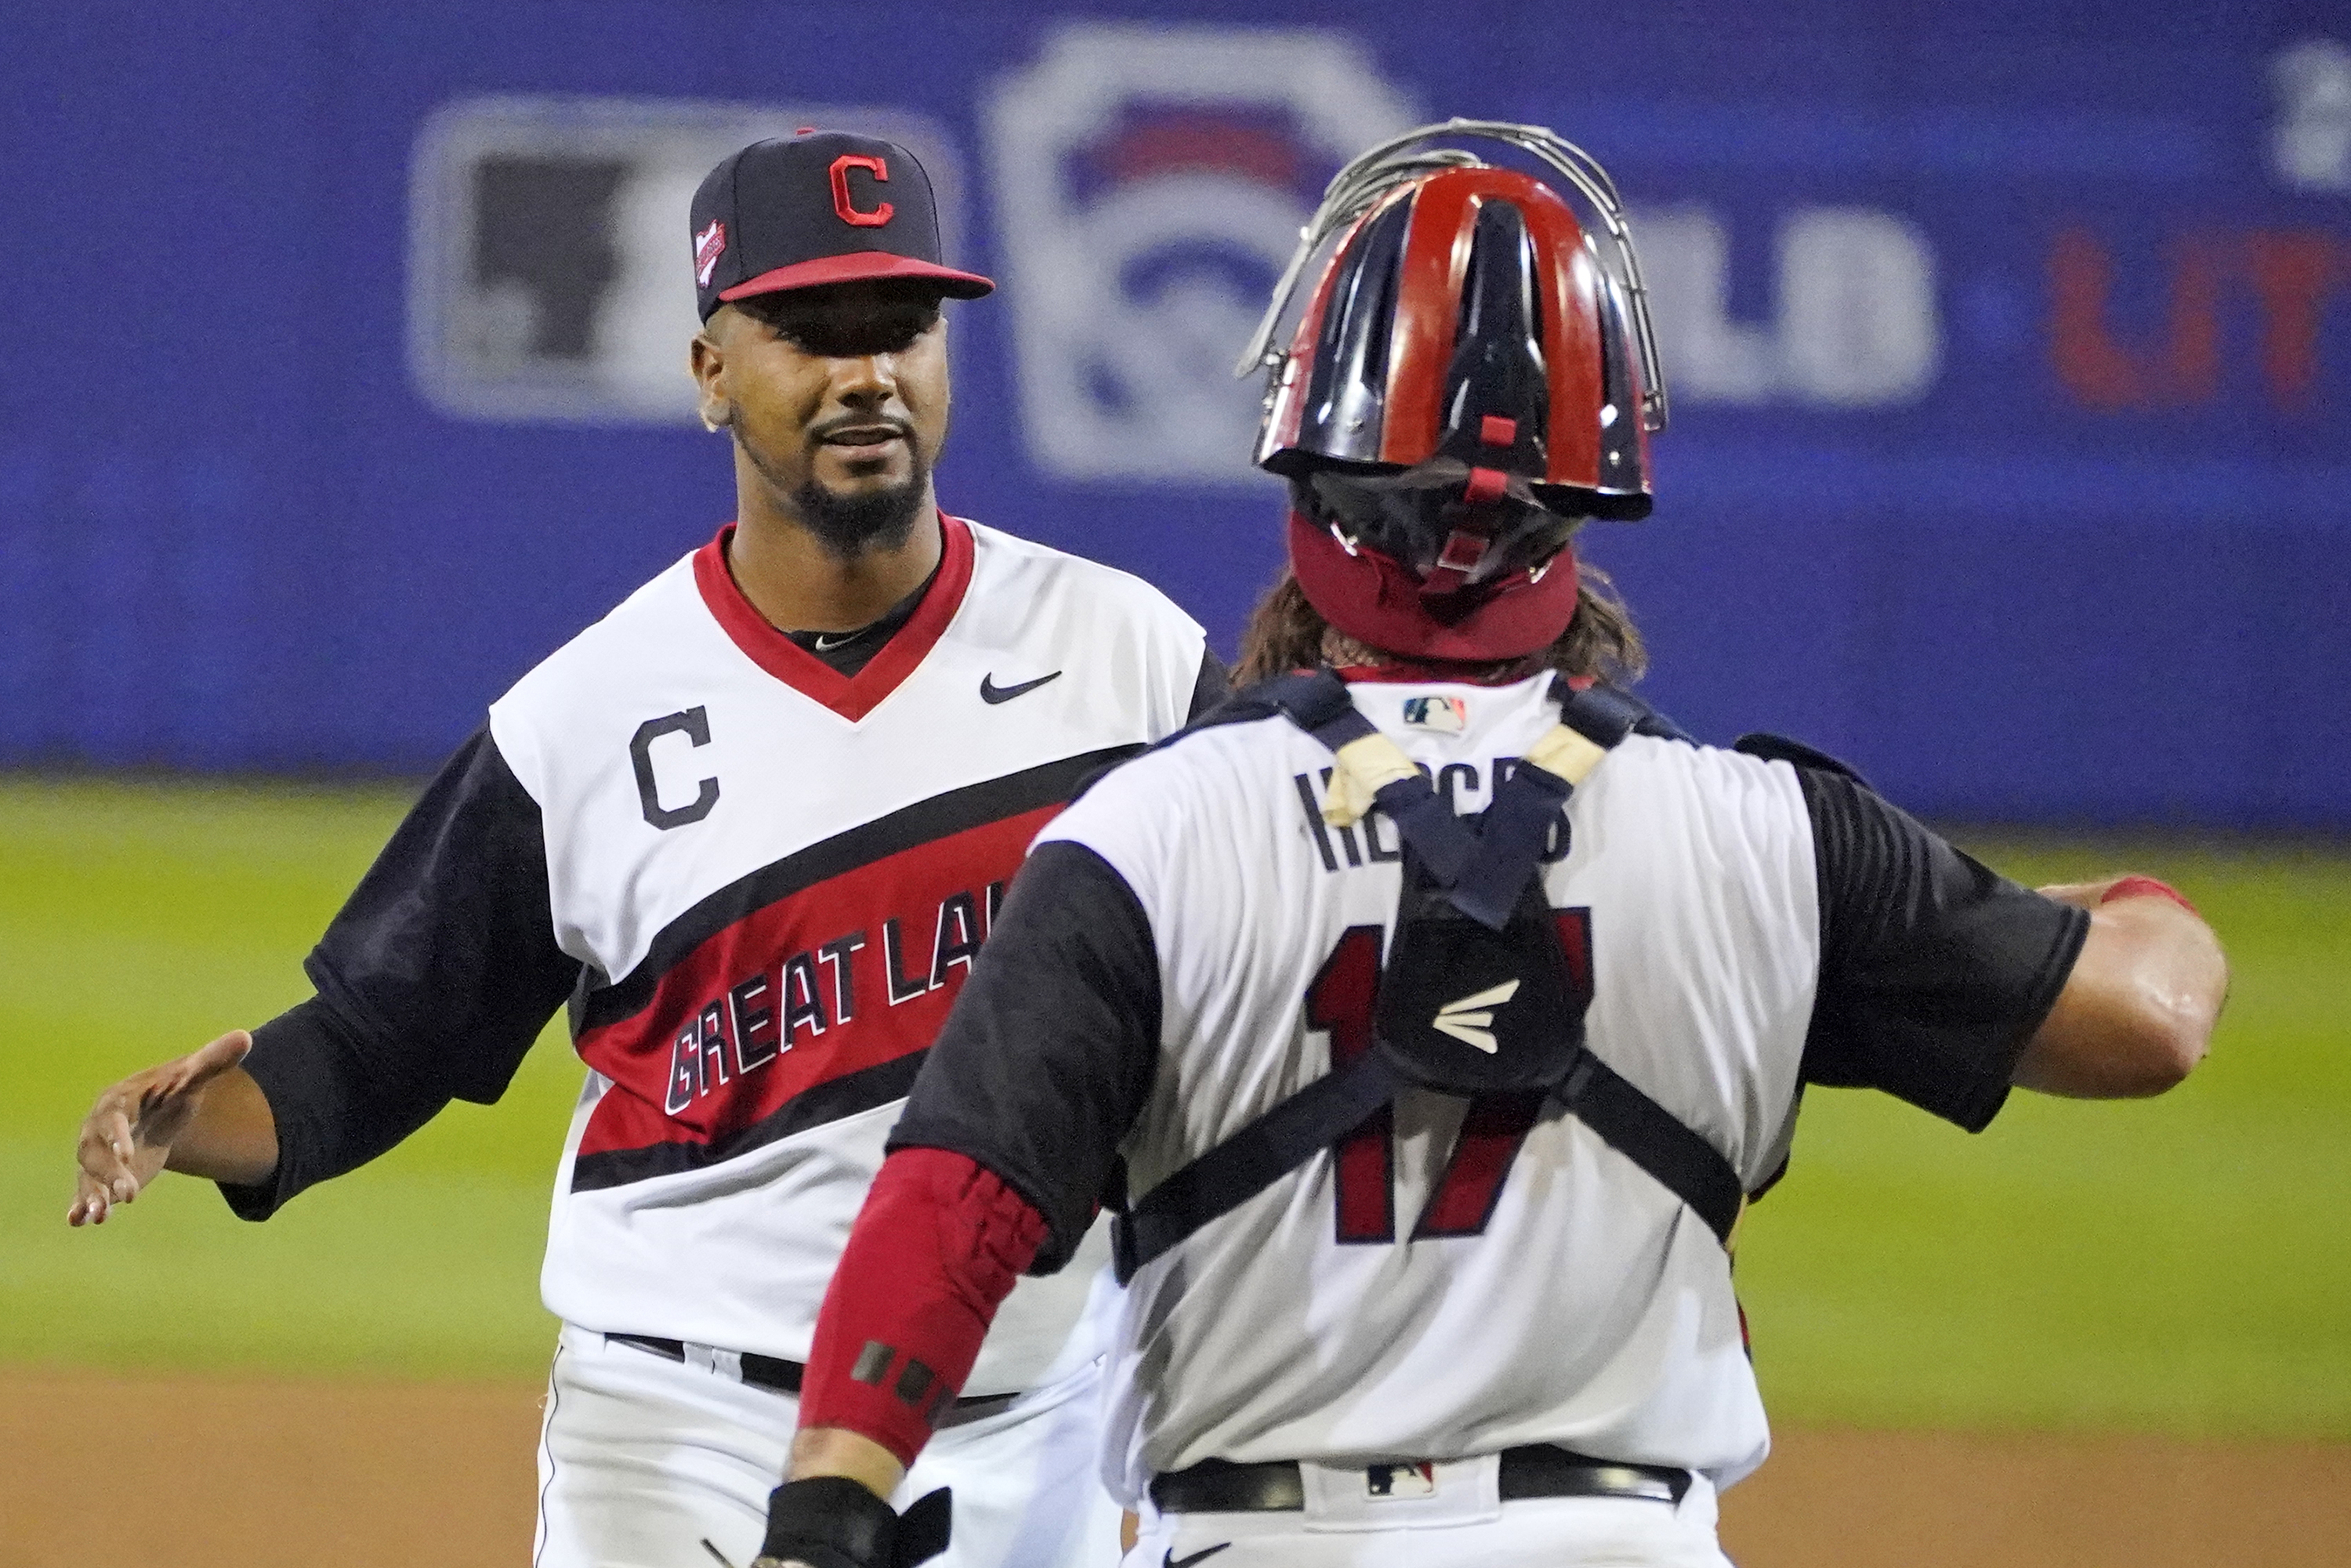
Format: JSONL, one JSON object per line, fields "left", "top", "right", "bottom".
{"left": 1241, "top": 121, "right": 1670, "bottom": 663}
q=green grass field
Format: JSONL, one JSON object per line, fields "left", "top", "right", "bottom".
{"left": 2, "top": 777, "right": 2345, "bottom": 1437}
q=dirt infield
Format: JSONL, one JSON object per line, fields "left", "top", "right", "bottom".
{"left": 4, "top": 1369, "right": 2346, "bottom": 1566}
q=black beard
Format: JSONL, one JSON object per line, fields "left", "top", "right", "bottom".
{"left": 741, "top": 429, "right": 931, "bottom": 559}
{"left": 789, "top": 472, "right": 928, "bottom": 559}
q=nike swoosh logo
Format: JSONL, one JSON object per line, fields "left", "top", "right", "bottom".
{"left": 980, "top": 671, "right": 1062, "bottom": 704}
{"left": 811, "top": 632, "right": 857, "bottom": 652}
{"left": 1164, "top": 1546, "right": 1231, "bottom": 1568}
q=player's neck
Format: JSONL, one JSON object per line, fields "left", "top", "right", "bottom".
{"left": 1321, "top": 629, "right": 1535, "bottom": 686}
{"left": 726, "top": 491, "right": 944, "bottom": 635}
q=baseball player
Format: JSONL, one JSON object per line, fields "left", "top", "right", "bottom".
{"left": 739, "top": 124, "right": 2229, "bottom": 1568}
{"left": 67, "top": 131, "right": 1225, "bottom": 1568}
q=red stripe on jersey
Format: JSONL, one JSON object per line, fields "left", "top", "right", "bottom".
{"left": 693, "top": 513, "right": 976, "bottom": 722}
{"left": 573, "top": 803, "right": 1055, "bottom": 1166}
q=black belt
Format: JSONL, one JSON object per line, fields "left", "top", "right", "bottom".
{"left": 1150, "top": 1446, "right": 1692, "bottom": 1513}
{"left": 603, "top": 1334, "right": 1021, "bottom": 1429}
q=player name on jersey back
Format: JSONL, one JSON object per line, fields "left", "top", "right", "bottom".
{"left": 493, "top": 517, "right": 1204, "bottom": 1389}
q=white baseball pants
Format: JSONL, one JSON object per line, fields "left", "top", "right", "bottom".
{"left": 1124, "top": 1454, "right": 1737, "bottom": 1568}
{"left": 534, "top": 1323, "right": 1124, "bottom": 1568}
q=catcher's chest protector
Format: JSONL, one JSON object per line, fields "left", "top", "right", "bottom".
{"left": 1110, "top": 671, "right": 1746, "bottom": 1284}
{"left": 1375, "top": 860, "right": 1581, "bottom": 1095}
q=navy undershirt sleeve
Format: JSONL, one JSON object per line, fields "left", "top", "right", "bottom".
{"left": 1187, "top": 650, "right": 1232, "bottom": 722}
{"left": 221, "top": 726, "right": 580, "bottom": 1219}
{"left": 886, "top": 841, "right": 1161, "bottom": 1273}
{"left": 1797, "top": 767, "right": 2088, "bottom": 1132}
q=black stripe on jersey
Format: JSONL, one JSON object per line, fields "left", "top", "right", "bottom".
{"left": 579, "top": 745, "right": 1143, "bottom": 1034}
{"left": 568, "top": 1049, "right": 931, "bottom": 1192}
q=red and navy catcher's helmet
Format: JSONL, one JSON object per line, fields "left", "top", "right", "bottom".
{"left": 1240, "top": 121, "right": 1669, "bottom": 664}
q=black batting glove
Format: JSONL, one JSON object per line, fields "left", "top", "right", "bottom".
{"left": 753, "top": 1477, "right": 952, "bottom": 1568}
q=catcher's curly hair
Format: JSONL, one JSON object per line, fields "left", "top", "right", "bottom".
{"left": 1233, "top": 556, "right": 1647, "bottom": 688}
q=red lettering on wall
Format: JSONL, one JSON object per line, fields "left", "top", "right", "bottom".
{"left": 2049, "top": 229, "right": 2139, "bottom": 409}
{"left": 2164, "top": 236, "right": 2225, "bottom": 406}
{"left": 2049, "top": 228, "right": 2220, "bottom": 409}
{"left": 2246, "top": 233, "right": 2348, "bottom": 408}
{"left": 2051, "top": 225, "right": 2347, "bottom": 412}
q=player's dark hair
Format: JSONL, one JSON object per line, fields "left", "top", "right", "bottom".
{"left": 1233, "top": 559, "right": 1646, "bottom": 688}
{"left": 727, "top": 285, "right": 942, "bottom": 358}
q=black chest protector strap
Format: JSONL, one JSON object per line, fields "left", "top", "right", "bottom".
{"left": 1110, "top": 671, "right": 1746, "bottom": 1284}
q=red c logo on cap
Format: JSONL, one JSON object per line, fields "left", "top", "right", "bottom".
{"left": 828, "top": 155, "right": 893, "bottom": 228}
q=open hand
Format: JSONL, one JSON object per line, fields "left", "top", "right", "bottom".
{"left": 70, "top": 1030, "right": 254, "bottom": 1226}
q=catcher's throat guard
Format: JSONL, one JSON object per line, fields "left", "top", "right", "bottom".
{"left": 1108, "top": 672, "right": 1747, "bottom": 1284}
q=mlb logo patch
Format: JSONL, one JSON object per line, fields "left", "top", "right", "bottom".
{"left": 1365, "top": 1461, "right": 1438, "bottom": 1500}
{"left": 1402, "top": 696, "right": 1468, "bottom": 733}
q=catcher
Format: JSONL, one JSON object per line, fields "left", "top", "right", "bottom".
{"left": 742, "top": 118, "right": 2226, "bottom": 1568}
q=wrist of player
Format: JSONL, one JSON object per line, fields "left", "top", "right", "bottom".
{"left": 2097, "top": 875, "right": 2198, "bottom": 916}
{"left": 2037, "top": 875, "right": 2197, "bottom": 916}
{"left": 789, "top": 1427, "right": 907, "bottom": 1500}
{"left": 754, "top": 1476, "right": 951, "bottom": 1568}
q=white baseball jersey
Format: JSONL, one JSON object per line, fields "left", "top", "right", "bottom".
{"left": 891, "top": 670, "right": 2085, "bottom": 1502}
{"left": 228, "top": 515, "right": 1212, "bottom": 1395}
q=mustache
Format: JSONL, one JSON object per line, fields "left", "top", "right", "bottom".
{"left": 809, "top": 413, "right": 915, "bottom": 444}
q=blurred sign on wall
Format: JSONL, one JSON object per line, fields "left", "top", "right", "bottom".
{"left": 1638, "top": 206, "right": 1941, "bottom": 407}
{"left": 407, "top": 97, "right": 967, "bottom": 424}
{"left": 984, "top": 24, "right": 1418, "bottom": 482}
{"left": 3, "top": 4, "right": 2346, "bottom": 824}
{"left": 2273, "top": 38, "right": 2351, "bottom": 191}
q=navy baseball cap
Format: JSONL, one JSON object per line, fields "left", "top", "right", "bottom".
{"left": 690, "top": 130, "right": 993, "bottom": 320}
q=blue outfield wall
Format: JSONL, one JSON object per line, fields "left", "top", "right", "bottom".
{"left": 0, "top": 0, "right": 2346, "bottom": 825}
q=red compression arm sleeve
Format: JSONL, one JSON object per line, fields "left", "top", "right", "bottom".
{"left": 799, "top": 1147, "right": 1047, "bottom": 1465}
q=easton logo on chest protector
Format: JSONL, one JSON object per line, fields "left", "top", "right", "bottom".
{"left": 1110, "top": 669, "right": 1750, "bottom": 1282}
{"left": 1432, "top": 980, "right": 1517, "bottom": 1052}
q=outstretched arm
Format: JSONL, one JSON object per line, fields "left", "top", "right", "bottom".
{"left": 2013, "top": 878, "right": 2224, "bottom": 1097}
{"left": 68, "top": 726, "right": 578, "bottom": 1229}
{"left": 70, "top": 1030, "right": 277, "bottom": 1224}
{"left": 1797, "top": 763, "right": 2226, "bottom": 1124}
